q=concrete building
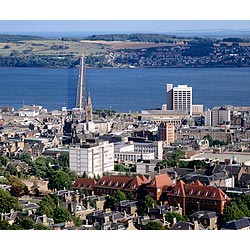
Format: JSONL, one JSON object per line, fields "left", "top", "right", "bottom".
{"left": 158, "top": 122, "right": 175, "bottom": 145}
{"left": 205, "top": 107, "right": 231, "bottom": 126}
{"left": 192, "top": 104, "right": 204, "bottom": 116}
{"left": 166, "top": 84, "right": 193, "bottom": 116}
{"left": 69, "top": 140, "right": 114, "bottom": 177}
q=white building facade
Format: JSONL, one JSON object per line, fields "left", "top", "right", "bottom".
{"left": 166, "top": 84, "right": 193, "bottom": 116}
{"left": 69, "top": 141, "right": 114, "bottom": 177}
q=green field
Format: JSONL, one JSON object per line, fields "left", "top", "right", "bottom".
{"left": 0, "top": 39, "right": 110, "bottom": 57}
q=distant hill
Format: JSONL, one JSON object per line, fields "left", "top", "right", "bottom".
{"left": 84, "top": 33, "right": 183, "bottom": 43}
{"left": 0, "top": 34, "right": 46, "bottom": 43}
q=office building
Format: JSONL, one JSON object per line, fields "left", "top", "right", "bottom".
{"left": 166, "top": 84, "right": 193, "bottom": 116}
{"left": 70, "top": 140, "right": 114, "bottom": 177}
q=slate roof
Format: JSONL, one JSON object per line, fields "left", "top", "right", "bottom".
{"left": 239, "top": 173, "right": 250, "bottom": 185}
{"left": 189, "top": 211, "right": 217, "bottom": 220}
{"left": 222, "top": 217, "right": 250, "bottom": 230}
{"left": 170, "top": 221, "right": 205, "bottom": 230}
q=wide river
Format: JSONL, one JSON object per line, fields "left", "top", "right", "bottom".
{"left": 0, "top": 67, "right": 249, "bottom": 112}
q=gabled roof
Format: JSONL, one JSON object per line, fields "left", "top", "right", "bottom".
{"left": 146, "top": 174, "right": 173, "bottom": 189}
{"left": 73, "top": 178, "right": 96, "bottom": 189}
{"left": 95, "top": 175, "right": 133, "bottom": 189}
{"left": 123, "top": 175, "right": 149, "bottom": 192}
{"left": 222, "top": 217, "right": 250, "bottom": 230}
{"left": 167, "top": 180, "right": 231, "bottom": 201}
{"left": 167, "top": 180, "right": 186, "bottom": 197}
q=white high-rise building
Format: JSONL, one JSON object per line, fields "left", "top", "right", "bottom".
{"left": 69, "top": 141, "right": 114, "bottom": 177}
{"left": 166, "top": 84, "right": 192, "bottom": 116}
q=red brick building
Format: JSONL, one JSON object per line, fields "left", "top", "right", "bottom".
{"left": 93, "top": 175, "right": 133, "bottom": 196}
{"left": 73, "top": 177, "right": 96, "bottom": 195}
{"left": 166, "top": 180, "right": 231, "bottom": 215}
{"left": 144, "top": 174, "right": 174, "bottom": 201}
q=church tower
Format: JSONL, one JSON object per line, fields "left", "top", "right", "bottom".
{"left": 85, "top": 89, "right": 93, "bottom": 122}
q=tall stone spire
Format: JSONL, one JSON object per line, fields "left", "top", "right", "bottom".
{"left": 85, "top": 88, "right": 93, "bottom": 122}
{"left": 75, "top": 54, "right": 86, "bottom": 110}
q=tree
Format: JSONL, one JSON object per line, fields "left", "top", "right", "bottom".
{"left": 8, "top": 176, "right": 25, "bottom": 197}
{"left": 53, "top": 206, "right": 72, "bottom": 224}
{"left": 34, "top": 223, "right": 49, "bottom": 230}
{"left": 48, "top": 170, "right": 72, "bottom": 191}
{"left": 104, "top": 190, "right": 127, "bottom": 211}
{"left": 172, "top": 149, "right": 185, "bottom": 160}
{"left": 0, "top": 188, "right": 22, "bottom": 213}
{"left": 19, "top": 154, "right": 32, "bottom": 165}
{"left": 0, "top": 220, "right": 11, "bottom": 230}
{"left": 6, "top": 163, "right": 17, "bottom": 176}
{"left": 222, "top": 194, "right": 250, "bottom": 224}
{"left": 37, "top": 195, "right": 58, "bottom": 218}
{"left": 20, "top": 217, "right": 35, "bottom": 229}
{"left": 113, "top": 190, "right": 127, "bottom": 202}
{"left": 0, "top": 156, "right": 10, "bottom": 166}
{"left": 137, "top": 195, "right": 157, "bottom": 216}
{"left": 165, "top": 212, "right": 188, "bottom": 225}
{"left": 143, "top": 221, "right": 165, "bottom": 230}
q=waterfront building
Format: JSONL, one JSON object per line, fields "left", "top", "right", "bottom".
{"left": 69, "top": 140, "right": 114, "bottom": 177}
{"left": 166, "top": 84, "right": 193, "bottom": 116}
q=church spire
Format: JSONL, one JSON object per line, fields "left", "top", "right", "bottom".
{"left": 85, "top": 88, "right": 93, "bottom": 122}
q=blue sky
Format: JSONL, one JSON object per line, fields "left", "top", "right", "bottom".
{"left": 0, "top": 20, "right": 250, "bottom": 34}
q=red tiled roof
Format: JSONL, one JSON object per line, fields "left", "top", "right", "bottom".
{"left": 193, "top": 180, "right": 204, "bottom": 186}
{"left": 73, "top": 178, "right": 96, "bottom": 189}
{"left": 123, "top": 175, "right": 149, "bottom": 191}
{"left": 95, "top": 175, "right": 133, "bottom": 189}
{"left": 146, "top": 174, "right": 173, "bottom": 189}
{"left": 168, "top": 180, "right": 231, "bottom": 201}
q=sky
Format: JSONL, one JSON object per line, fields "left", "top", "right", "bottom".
{"left": 1, "top": 0, "right": 250, "bottom": 35}
{"left": 1, "top": 20, "right": 250, "bottom": 36}
{"left": 0, "top": 20, "right": 250, "bottom": 33}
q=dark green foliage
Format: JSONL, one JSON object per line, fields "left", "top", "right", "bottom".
{"left": 92, "top": 109, "right": 116, "bottom": 117}
{"left": 0, "top": 156, "right": 10, "bottom": 166}
{"left": 143, "top": 220, "right": 165, "bottom": 230}
{"left": 172, "top": 149, "right": 185, "bottom": 161}
{"left": 19, "top": 154, "right": 33, "bottom": 165}
{"left": 104, "top": 190, "right": 127, "bottom": 211}
{"left": 85, "top": 33, "right": 177, "bottom": 43}
{"left": 37, "top": 195, "right": 58, "bottom": 218}
{"left": 0, "top": 220, "right": 11, "bottom": 230}
{"left": 137, "top": 195, "right": 157, "bottom": 216}
{"left": 34, "top": 223, "right": 49, "bottom": 230}
{"left": 165, "top": 212, "right": 188, "bottom": 225}
{"left": 0, "top": 188, "right": 22, "bottom": 213}
{"left": 48, "top": 170, "right": 72, "bottom": 191}
{"left": 0, "top": 34, "right": 45, "bottom": 43}
{"left": 53, "top": 206, "right": 72, "bottom": 224}
{"left": 223, "top": 194, "right": 250, "bottom": 224}
{"left": 114, "top": 164, "right": 136, "bottom": 173}
{"left": 19, "top": 217, "right": 35, "bottom": 229}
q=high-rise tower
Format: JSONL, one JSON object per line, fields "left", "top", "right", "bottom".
{"left": 75, "top": 54, "right": 86, "bottom": 110}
